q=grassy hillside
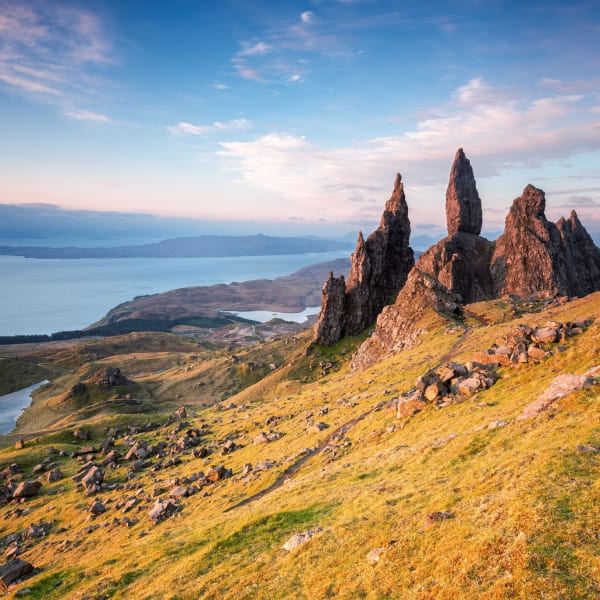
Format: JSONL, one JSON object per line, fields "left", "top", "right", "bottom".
{"left": 0, "top": 293, "right": 598, "bottom": 598}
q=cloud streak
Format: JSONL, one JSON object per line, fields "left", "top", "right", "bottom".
{"left": 168, "top": 118, "right": 251, "bottom": 136}
{"left": 0, "top": 1, "right": 113, "bottom": 117}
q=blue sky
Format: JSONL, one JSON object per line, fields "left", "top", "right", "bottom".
{"left": 1, "top": 0, "right": 599, "bottom": 237}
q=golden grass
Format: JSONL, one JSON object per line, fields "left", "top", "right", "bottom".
{"left": 0, "top": 293, "right": 598, "bottom": 598}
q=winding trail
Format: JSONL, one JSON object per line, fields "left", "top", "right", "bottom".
{"left": 225, "top": 315, "right": 490, "bottom": 512}
{"left": 224, "top": 408, "right": 376, "bottom": 512}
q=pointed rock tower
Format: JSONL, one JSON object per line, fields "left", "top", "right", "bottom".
{"left": 313, "top": 174, "right": 414, "bottom": 345}
{"left": 415, "top": 148, "right": 494, "bottom": 303}
{"left": 446, "top": 148, "right": 483, "bottom": 236}
{"left": 490, "top": 185, "right": 600, "bottom": 297}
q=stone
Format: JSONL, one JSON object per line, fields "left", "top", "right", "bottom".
{"left": 175, "top": 407, "right": 187, "bottom": 419}
{"left": 313, "top": 174, "right": 414, "bottom": 345}
{"left": 12, "top": 481, "right": 41, "bottom": 499}
{"left": 89, "top": 499, "right": 106, "bottom": 515}
{"left": 426, "top": 511, "right": 453, "bottom": 524}
{"left": 281, "top": 527, "right": 323, "bottom": 552}
{"left": 0, "top": 559, "right": 34, "bottom": 592}
{"left": 446, "top": 148, "right": 482, "bottom": 236}
{"left": 527, "top": 346, "right": 548, "bottom": 360}
{"left": 396, "top": 396, "right": 426, "bottom": 419}
{"left": 519, "top": 373, "right": 596, "bottom": 419}
{"left": 424, "top": 383, "right": 444, "bottom": 401}
{"left": 46, "top": 468, "right": 63, "bottom": 483}
{"left": 14, "top": 439, "right": 24, "bottom": 450}
{"left": 532, "top": 327, "right": 558, "bottom": 344}
{"left": 148, "top": 498, "right": 179, "bottom": 523}
{"left": 458, "top": 378, "right": 482, "bottom": 396}
{"left": 367, "top": 547, "right": 386, "bottom": 565}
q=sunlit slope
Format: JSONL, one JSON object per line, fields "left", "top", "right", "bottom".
{"left": 0, "top": 292, "right": 597, "bottom": 599}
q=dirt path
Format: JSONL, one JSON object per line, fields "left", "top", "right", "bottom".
{"left": 224, "top": 408, "right": 376, "bottom": 512}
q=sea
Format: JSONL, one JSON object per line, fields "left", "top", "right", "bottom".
{"left": 0, "top": 380, "right": 48, "bottom": 434}
{"left": 0, "top": 251, "right": 346, "bottom": 336}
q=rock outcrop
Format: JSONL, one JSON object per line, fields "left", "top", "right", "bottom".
{"left": 351, "top": 269, "right": 463, "bottom": 370}
{"left": 446, "top": 148, "right": 483, "bottom": 236}
{"left": 491, "top": 185, "right": 600, "bottom": 298}
{"left": 313, "top": 174, "right": 414, "bottom": 345}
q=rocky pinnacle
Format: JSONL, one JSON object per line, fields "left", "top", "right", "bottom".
{"left": 445, "top": 148, "right": 483, "bottom": 236}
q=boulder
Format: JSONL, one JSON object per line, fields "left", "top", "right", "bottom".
{"left": 519, "top": 373, "right": 596, "bottom": 419}
{"left": 0, "top": 559, "right": 34, "bottom": 592}
{"left": 281, "top": 527, "right": 323, "bottom": 552}
{"left": 12, "top": 481, "right": 41, "bottom": 499}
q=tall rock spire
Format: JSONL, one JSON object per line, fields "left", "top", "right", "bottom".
{"left": 313, "top": 173, "right": 414, "bottom": 346}
{"left": 445, "top": 148, "right": 483, "bottom": 236}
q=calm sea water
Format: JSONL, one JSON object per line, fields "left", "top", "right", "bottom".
{"left": 0, "top": 252, "right": 345, "bottom": 336}
{"left": 0, "top": 380, "right": 48, "bottom": 434}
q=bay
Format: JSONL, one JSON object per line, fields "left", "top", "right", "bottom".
{"left": 0, "top": 380, "right": 48, "bottom": 434}
{"left": 0, "top": 251, "right": 345, "bottom": 336}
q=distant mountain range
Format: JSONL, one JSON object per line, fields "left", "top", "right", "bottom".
{"left": 0, "top": 234, "right": 352, "bottom": 259}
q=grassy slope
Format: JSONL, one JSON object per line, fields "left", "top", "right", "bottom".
{"left": 0, "top": 293, "right": 598, "bottom": 599}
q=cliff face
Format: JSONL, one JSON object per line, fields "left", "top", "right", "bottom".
{"left": 313, "top": 174, "right": 414, "bottom": 345}
{"left": 490, "top": 185, "right": 600, "bottom": 298}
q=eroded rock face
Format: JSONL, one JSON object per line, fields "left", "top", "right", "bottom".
{"left": 313, "top": 174, "right": 414, "bottom": 345}
{"left": 446, "top": 148, "right": 482, "bottom": 236}
{"left": 417, "top": 232, "right": 494, "bottom": 303}
{"left": 557, "top": 210, "right": 600, "bottom": 297}
{"left": 313, "top": 273, "right": 346, "bottom": 346}
{"left": 490, "top": 185, "right": 600, "bottom": 298}
{"left": 351, "top": 268, "right": 463, "bottom": 370}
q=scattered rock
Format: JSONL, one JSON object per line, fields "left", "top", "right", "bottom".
{"left": 426, "top": 511, "right": 453, "bottom": 524}
{"left": 367, "top": 547, "right": 386, "bottom": 565}
{"left": 0, "top": 559, "right": 34, "bottom": 592}
{"left": 282, "top": 527, "right": 323, "bottom": 552}
{"left": 12, "top": 481, "right": 41, "bottom": 500}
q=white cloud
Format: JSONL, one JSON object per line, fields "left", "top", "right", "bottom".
{"left": 64, "top": 108, "right": 110, "bottom": 123}
{"left": 301, "top": 11, "right": 314, "bottom": 23}
{"left": 238, "top": 41, "right": 272, "bottom": 57}
{"left": 168, "top": 118, "right": 251, "bottom": 136}
{"left": 213, "top": 82, "right": 229, "bottom": 90}
{"left": 217, "top": 79, "right": 600, "bottom": 224}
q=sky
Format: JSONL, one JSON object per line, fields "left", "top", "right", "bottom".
{"left": 1, "top": 0, "right": 600, "bottom": 239}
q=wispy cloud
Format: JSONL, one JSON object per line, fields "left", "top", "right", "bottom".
{"left": 218, "top": 78, "right": 600, "bottom": 224}
{"left": 168, "top": 118, "right": 251, "bottom": 136}
{"left": 238, "top": 41, "right": 272, "bottom": 57}
{"left": 0, "top": 1, "right": 113, "bottom": 117}
{"left": 64, "top": 108, "right": 110, "bottom": 123}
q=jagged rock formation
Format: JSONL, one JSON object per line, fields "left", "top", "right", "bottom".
{"left": 446, "top": 148, "right": 483, "bottom": 236}
{"left": 415, "top": 148, "right": 494, "bottom": 303}
{"left": 313, "top": 174, "right": 414, "bottom": 345}
{"left": 352, "top": 153, "right": 600, "bottom": 370}
{"left": 351, "top": 269, "right": 463, "bottom": 370}
{"left": 491, "top": 185, "right": 600, "bottom": 298}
